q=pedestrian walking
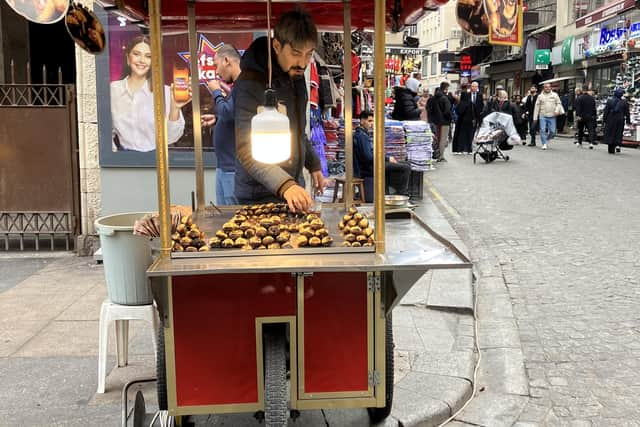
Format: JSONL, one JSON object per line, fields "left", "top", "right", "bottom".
{"left": 602, "top": 88, "right": 630, "bottom": 155}
{"left": 469, "top": 81, "right": 484, "bottom": 134}
{"left": 429, "top": 82, "right": 453, "bottom": 162}
{"left": 485, "top": 89, "right": 512, "bottom": 114}
{"left": 533, "top": 83, "right": 563, "bottom": 150}
{"left": 523, "top": 85, "right": 538, "bottom": 146}
{"left": 511, "top": 94, "right": 528, "bottom": 142}
{"left": 574, "top": 87, "right": 597, "bottom": 149}
{"left": 557, "top": 92, "right": 569, "bottom": 133}
{"left": 451, "top": 91, "right": 474, "bottom": 155}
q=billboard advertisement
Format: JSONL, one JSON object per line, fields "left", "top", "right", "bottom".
{"left": 487, "top": 0, "right": 523, "bottom": 47}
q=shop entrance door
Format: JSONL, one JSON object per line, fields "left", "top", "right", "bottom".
{"left": 0, "top": 81, "right": 80, "bottom": 250}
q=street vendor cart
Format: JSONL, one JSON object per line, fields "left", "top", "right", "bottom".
{"left": 102, "top": 0, "right": 470, "bottom": 426}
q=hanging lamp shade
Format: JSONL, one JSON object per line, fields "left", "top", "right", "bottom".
{"left": 251, "top": 89, "right": 291, "bottom": 164}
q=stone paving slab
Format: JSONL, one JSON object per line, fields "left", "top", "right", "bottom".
{"left": 427, "top": 269, "right": 474, "bottom": 312}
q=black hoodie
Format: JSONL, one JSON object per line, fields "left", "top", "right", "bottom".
{"left": 233, "top": 37, "right": 321, "bottom": 202}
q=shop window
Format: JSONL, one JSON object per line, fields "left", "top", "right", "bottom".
{"left": 572, "top": 0, "right": 605, "bottom": 21}
{"left": 431, "top": 53, "right": 438, "bottom": 76}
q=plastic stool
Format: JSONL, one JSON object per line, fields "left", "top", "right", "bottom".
{"left": 332, "top": 177, "right": 366, "bottom": 205}
{"left": 97, "top": 300, "right": 159, "bottom": 393}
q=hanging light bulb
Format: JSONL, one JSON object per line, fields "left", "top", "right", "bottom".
{"left": 250, "top": 0, "right": 292, "bottom": 164}
{"left": 251, "top": 89, "right": 291, "bottom": 163}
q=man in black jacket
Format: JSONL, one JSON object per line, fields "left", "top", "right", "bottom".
{"left": 574, "top": 87, "right": 597, "bottom": 149}
{"left": 524, "top": 85, "right": 539, "bottom": 146}
{"left": 470, "top": 81, "right": 484, "bottom": 132}
{"left": 234, "top": 9, "right": 326, "bottom": 212}
{"left": 431, "top": 81, "right": 453, "bottom": 162}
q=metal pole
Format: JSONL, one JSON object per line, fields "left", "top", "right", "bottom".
{"left": 148, "top": 0, "right": 172, "bottom": 258}
{"left": 374, "top": 0, "right": 385, "bottom": 254}
{"left": 188, "top": 1, "right": 205, "bottom": 213}
{"left": 343, "top": 0, "right": 353, "bottom": 208}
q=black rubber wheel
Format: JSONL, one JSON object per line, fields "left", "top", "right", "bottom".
{"left": 156, "top": 319, "right": 168, "bottom": 411}
{"left": 505, "top": 155, "right": 510, "bottom": 161}
{"left": 368, "top": 313, "right": 394, "bottom": 423}
{"left": 473, "top": 153, "right": 477, "bottom": 164}
{"left": 264, "top": 325, "right": 288, "bottom": 427}
{"left": 132, "top": 390, "right": 146, "bottom": 427}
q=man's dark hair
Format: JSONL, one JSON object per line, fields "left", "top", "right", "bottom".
{"left": 216, "top": 44, "right": 241, "bottom": 62}
{"left": 359, "top": 110, "right": 373, "bottom": 120}
{"left": 274, "top": 8, "right": 318, "bottom": 49}
{"left": 440, "top": 81, "right": 450, "bottom": 91}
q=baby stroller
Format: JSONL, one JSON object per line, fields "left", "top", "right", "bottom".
{"left": 473, "top": 112, "right": 521, "bottom": 164}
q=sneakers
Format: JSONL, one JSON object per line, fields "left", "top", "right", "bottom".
{"left": 542, "top": 144, "right": 547, "bottom": 150}
{"left": 589, "top": 143, "right": 594, "bottom": 150}
{"left": 616, "top": 146, "right": 621, "bottom": 153}
{"left": 575, "top": 142, "right": 581, "bottom": 146}
{"left": 528, "top": 143, "right": 536, "bottom": 147}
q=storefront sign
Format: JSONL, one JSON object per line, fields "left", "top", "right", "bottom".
{"left": 488, "top": 0, "right": 524, "bottom": 47}
{"left": 630, "top": 22, "right": 640, "bottom": 40}
{"left": 178, "top": 34, "right": 222, "bottom": 83}
{"left": 576, "top": 0, "right": 635, "bottom": 28}
{"left": 385, "top": 47, "right": 428, "bottom": 55}
{"left": 460, "top": 55, "right": 473, "bottom": 71}
{"left": 599, "top": 27, "right": 628, "bottom": 45}
{"left": 535, "top": 49, "right": 551, "bottom": 69}
{"left": 562, "top": 36, "right": 575, "bottom": 65}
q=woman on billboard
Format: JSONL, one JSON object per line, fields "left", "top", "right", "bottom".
{"left": 110, "top": 36, "right": 190, "bottom": 152}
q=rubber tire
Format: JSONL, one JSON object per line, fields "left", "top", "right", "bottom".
{"left": 368, "top": 313, "right": 394, "bottom": 423}
{"left": 156, "top": 319, "right": 168, "bottom": 411}
{"left": 505, "top": 155, "right": 510, "bottom": 161}
{"left": 264, "top": 326, "right": 288, "bottom": 427}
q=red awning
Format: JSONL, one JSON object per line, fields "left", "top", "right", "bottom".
{"left": 98, "top": 0, "right": 449, "bottom": 32}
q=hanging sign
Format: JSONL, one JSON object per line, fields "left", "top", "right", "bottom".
{"left": 178, "top": 34, "right": 223, "bottom": 84}
{"left": 487, "top": 0, "right": 524, "bottom": 47}
{"left": 4, "top": 0, "right": 69, "bottom": 24}
{"left": 561, "top": 36, "right": 574, "bottom": 65}
{"left": 535, "top": 49, "right": 551, "bottom": 69}
{"left": 456, "top": 0, "right": 489, "bottom": 37}
{"left": 65, "top": 2, "right": 105, "bottom": 55}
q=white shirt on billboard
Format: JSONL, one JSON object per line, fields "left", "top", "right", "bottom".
{"left": 110, "top": 77, "right": 185, "bottom": 152}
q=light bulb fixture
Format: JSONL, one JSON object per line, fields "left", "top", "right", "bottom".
{"left": 249, "top": 0, "right": 292, "bottom": 164}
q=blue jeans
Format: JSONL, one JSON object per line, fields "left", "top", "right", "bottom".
{"left": 216, "top": 169, "right": 238, "bottom": 205}
{"left": 539, "top": 116, "right": 556, "bottom": 146}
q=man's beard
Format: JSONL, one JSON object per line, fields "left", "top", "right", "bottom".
{"left": 288, "top": 66, "right": 306, "bottom": 79}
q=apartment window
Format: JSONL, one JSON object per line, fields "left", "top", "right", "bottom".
{"left": 572, "top": 0, "right": 605, "bottom": 21}
{"left": 431, "top": 53, "right": 438, "bottom": 76}
{"left": 423, "top": 56, "right": 429, "bottom": 77}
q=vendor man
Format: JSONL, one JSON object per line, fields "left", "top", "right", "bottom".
{"left": 353, "top": 111, "right": 411, "bottom": 203}
{"left": 234, "top": 9, "right": 326, "bottom": 212}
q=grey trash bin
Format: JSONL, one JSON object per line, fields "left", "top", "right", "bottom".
{"left": 95, "top": 212, "right": 154, "bottom": 305}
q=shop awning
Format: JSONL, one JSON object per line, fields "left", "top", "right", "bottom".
{"left": 528, "top": 24, "right": 556, "bottom": 37}
{"left": 540, "top": 76, "right": 583, "bottom": 84}
{"left": 97, "top": 0, "right": 449, "bottom": 32}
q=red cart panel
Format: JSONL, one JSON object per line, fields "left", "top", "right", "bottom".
{"left": 172, "top": 273, "right": 296, "bottom": 407}
{"left": 301, "top": 272, "right": 370, "bottom": 395}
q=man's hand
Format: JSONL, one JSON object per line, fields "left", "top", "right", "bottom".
{"left": 283, "top": 185, "right": 313, "bottom": 213}
{"left": 208, "top": 79, "right": 222, "bottom": 93}
{"left": 201, "top": 114, "right": 216, "bottom": 128}
{"left": 388, "top": 156, "right": 398, "bottom": 163}
{"left": 311, "top": 170, "right": 327, "bottom": 196}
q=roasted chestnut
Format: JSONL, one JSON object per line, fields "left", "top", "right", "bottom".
{"left": 350, "top": 226, "right": 362, "bottom": 235}
{"left": 351, "top": 241, "right": 362, "bottom": 247}
{"left": 353, "top": 213, "right": 363, "bottom": 221}
{"left": 321, "top": 236, "right": 333, "bottom": 246}
{"left": 239, "top": 221, "right": 252, "bottom": 231}
{"left": 345, "top": 233, "right": 356, "bottom": 243}
{"left": 278, "top": 224, "right": 288, "bottom": 233}
{"left": 343, "top": 214, "right": 352, "bottom": 222}
{"left": 234, "top": 237, "right": 248, "bottom": 248}
{"left": 281, "top": 242, "right": 294, "bottom": 249}
{"left": 268, "top": 242, "right": 281, "bottom": 250}
{"left": 315, "top": 228, "right": 329, "bottom": 238}
{"left": 269, "top": 215, "right": 281, "bottom": 225}
{"left": 171, "top": 232, "right": 181, "bottom": 241}
{"left": 310, "top": 219, "right": 324, "bottom": 230}
{"left": 255, "top": 227, "right": 268, "bottom": 238}
{"left": 229, "top": 230, "right": 244, "bottom": 240}
{"left": 288, "top": 223, "right": 299, "bottom": 233}
{"left": 309, "top": 236, "right": 322, "bottom": 247}
{"left": 216, "top": 230, "right": 228, "bottom": 239}
{"left": 244, "top": 228, "right": 256, "bottom": 238}
{"left": 249, "top": 236, "right": 262, "bottom": 248}
{"left": 176, "top": 224, "right": 187, "bottom": 234}
{"left": 356, "top": 234, "right": 368, "bottom": 243}
{"left": 259, "top": 218, "right": 273, "bottom": 228}
{"left": 262, "top": 235, "right": 275, "bottom": 246}
{"left": 172, "top": 242, "right": 184, "bottom": 251}
{"left": 222, "top": 222, "right": 237, "bottom": 232}
{"left": 198, "top": 245, "right": 210, "bottom": 252}
{"left": 180, "top": 236, "right": 192, "bottom": 246}
{"left": 191, "top": 238, "right": 204, "bottom": 248}
{"left": 276, "top": 232, "right": 290, "bottom": 244}
{"left": 338, "top": 221, "right": 345, "bottom": 230}
{"left": 268, "top": 225, "right": 280, "bottom": 236}
{"left": 363, "top": 242, "right": 374, "bottom": 247}
{"left": 358, "top": 218, "right": 369, "bottom": 229}
{"left": 297, "top": 235, "right": 308, "bottom": 247}
{"left": 233, "top": 214, "right": 247, "bottom": 224}
{"left": 221, "top": 238, "right": 234, "bottom": 248}
{"left": 257, "top": 245, "right": 267, "bottom": 250}
{"left": 208, "top": 237, "right": 221, "bottom": 248}
{"left": 188, "top": 229, "right": 201, "bottom": 239}
{"left": 341, "top": 241, "right": 352, "bottom": 247}
{"left": 348, "top": 207, "right": 358, "bottom": 215}
{"left": 185, "top": 246, "right": 198, "bottom": 252}
{"left": 363, "top": 227, "right": 374, "bottom": 237}
{"left": 300, "top": 228, "right": 314, "bottom": 239}
{"left": 347, "top": 219, "right": 357, "bottom": 227}
{"left": 306, "top": 214, "right": 319, "bottom": 222}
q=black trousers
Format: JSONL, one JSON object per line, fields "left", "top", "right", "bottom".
{"left": 362, "top": 162, "right": 412, "bottom": 202}
{"left": 577, "top": 118, "right": 595, "bottom": 145}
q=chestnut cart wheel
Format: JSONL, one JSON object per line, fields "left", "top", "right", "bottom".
{"left": 263, "top": 325, "right": 288, "bottom": 427}
{"left": 368, "top": 313, "right": 394, "bottom": 422}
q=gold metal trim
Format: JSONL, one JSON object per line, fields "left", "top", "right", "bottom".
{"left": 374, "top": 272, "right": 386, "bottom": 408}
{"left": 165, "top": 277, "right": 179, "bottom": 414}
{"left": 255, "top": 316, "right": 298, "bottom": 411}
{"left": 374, "top": 0, "right": 385, "bottom": 254}
{"left": 188, "top": 3, "right": 205, "bottom": 213}
{"left": 342, "top": 0, "right": 353, "bottom": 207}
{"left": 294, "top": 397, "right": 378, "bottom": 410}
{"left": 297, "top": 273, "right": 375, "bottom": 400}
{"left": 148, "top": 0, "right": 171, "bottom": 258}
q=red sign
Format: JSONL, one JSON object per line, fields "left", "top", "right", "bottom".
{"left": 488, "top": 0, "right": 524, "bottom": 47}
{"left": 460, "top": 55, "right": 472, "bottom": 71}
{"left": 576, "top": 0, "right": 635, "bottom": 28}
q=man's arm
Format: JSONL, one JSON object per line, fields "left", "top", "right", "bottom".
{"left": 234, "top": 78, "right": 295, "bottom": 196}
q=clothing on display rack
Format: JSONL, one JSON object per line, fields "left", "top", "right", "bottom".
{"left": 310, "top": 108, "right": 329, "bottom": 177}
{"left": 403, "top": 120, "right": 433, "bottom": 172}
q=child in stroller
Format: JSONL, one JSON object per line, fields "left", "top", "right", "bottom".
{"left": 473, "top": 112, "right": 521, "bottom": 163}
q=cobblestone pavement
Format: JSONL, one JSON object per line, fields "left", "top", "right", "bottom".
{"left": 427, "top": 138, "right": 640, "bottom": 426}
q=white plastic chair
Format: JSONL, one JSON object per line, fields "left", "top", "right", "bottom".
{"left": 97, "top": 300, "right": 159, "bottom": 393}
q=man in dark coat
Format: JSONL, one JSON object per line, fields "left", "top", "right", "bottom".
{"left": 430, "top": 82, "right": 453, "bottom": 162}
{"left": 524, "top": 85, "right": 539, "bottom": 146}
{"left": 574, "top": 87, "right": 597, "bottom": 149}
{"left": 353, "top": 111, "right": 411, "bottom": 202}
{"left": 234, "top": 9, "right": 325, "bottom": 212}
{"left": 469, "top": 81, "right": 484, "bottom": 133}
{"left": 602, "top": 88, "right": 630, "bottom": 154}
